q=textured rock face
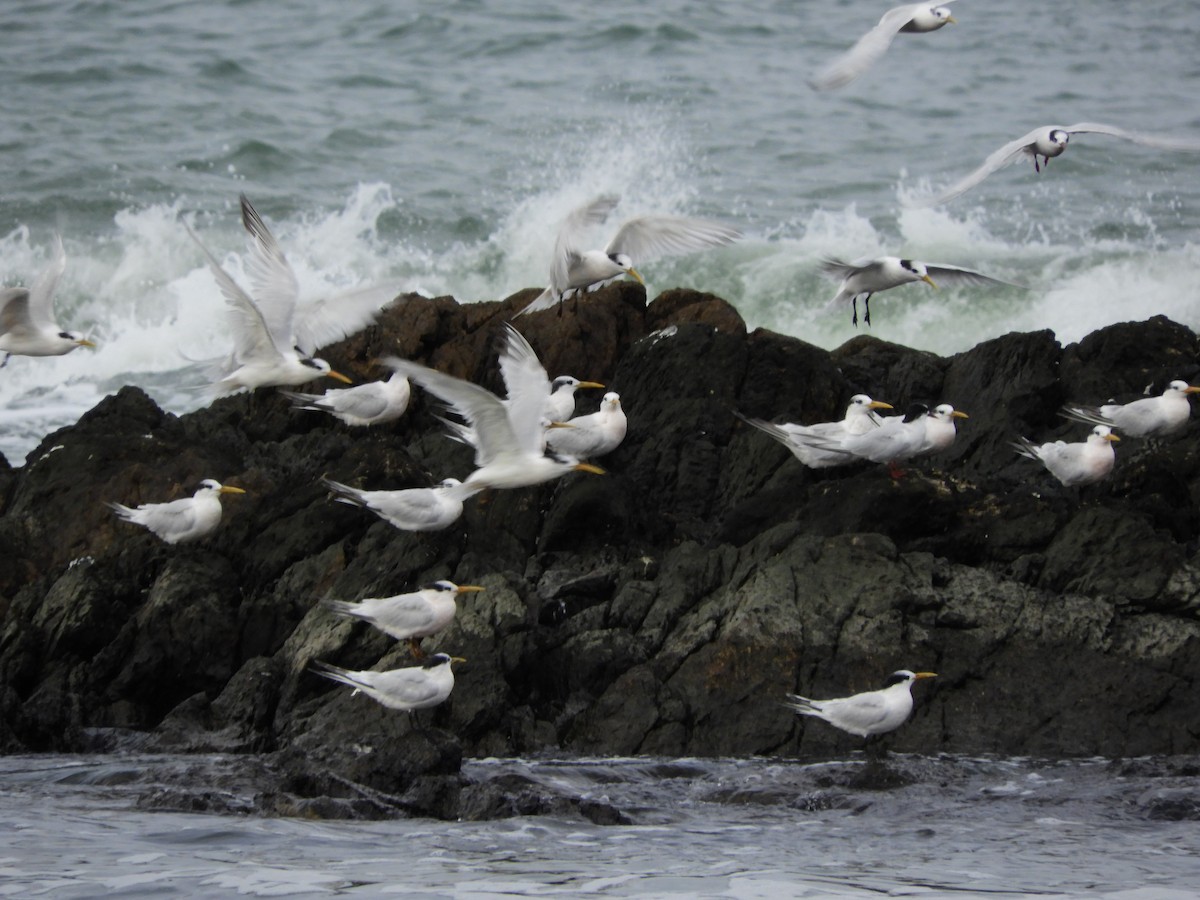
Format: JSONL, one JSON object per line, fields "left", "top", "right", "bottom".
{"left": 2, "top": 286, "right": 1200, "bottom": 816}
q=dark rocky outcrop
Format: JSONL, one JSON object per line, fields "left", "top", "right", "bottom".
{"left": 2, "top": 285, "right": 1199, "bottom": 818}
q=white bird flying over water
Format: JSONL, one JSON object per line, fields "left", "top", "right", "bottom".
{"left": 322, "top": 476, "right": 472, "bottom": 531}
{"left": 809, "top": 2, "right": 957, "bottom": 92}
{"left": 0, "top": 234, "right": 95, "bottom": 366}
{"left": 517, "top": 195, "right": 742, "bottom": 315}
{"left": 323, "top": 580, "right": 484, "bottom": 658}
{"left": 281, "top": 371, "right": 411, "bottom": 426}
{"left": 185, "top": 194, "right": 393, "bottom": 393}
{"left": 109, "top": 478, "right": 246, "bottom": 544}
{"left": 921, "top": 123, "right": 1200, "bottom": 205}
{"left": 383, "top": 325, "right": 606, "bottom": 490}
{"left": 545, "top": 391, "right": 627, "bottom": 460}
{"left": 1012, "top": 424, "right": 1119, "bottom": 486}
{"left": 1062, "top": 380, "right": 1200, "bottom": 438}
{"left": 820, "top": 256, "right": 1017, "bottom": 327}
{"left": 312, "top": 653, "right": 464, "bottom": 713}
{"left": 786, "top": 670, "right": 937, "bottom": 738}
{"left": 737, "top": 394, "right": 894, "bottom": 469}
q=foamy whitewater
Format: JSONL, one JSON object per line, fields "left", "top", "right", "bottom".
{"left": 3, "top": 1, "right": 1200, "bottom": 461}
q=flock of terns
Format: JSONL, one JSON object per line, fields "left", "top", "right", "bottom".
{"left": 4, "top": 1, "right": 1200, "bottom": 742}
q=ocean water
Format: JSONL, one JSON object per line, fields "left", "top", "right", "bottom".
{"left": 2, "top": 0, "right": 1200, "bottom": 461}
{"left": 2, "top": 753, "right": 1199, "bottom": 898}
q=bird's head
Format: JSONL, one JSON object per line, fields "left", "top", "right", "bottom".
{"left": 850, "top": 394, "right": 893, "bottom": 412}
{"left": 885, "top": 670, "right": 938, "bottom": 688}
{"left": 1091, "top": 425, "right": 1120, "bottom": 443}
{"left": 608, "top": 252, "right": 644, "bottom": 285}
{"left": 58, "top": 330, "right": 96, "bottom": 350}
{"left": 1048, "top": 129, "right": 1070, "bottom": 149}
{"left": 197, "top": 478, "right": 246, "bottom": 497}
{"left": 423, "top": 579, "right": 485, "bottom": 596}
{"left": 438, "top": 478, "right": 464, "bottom": 489}
{"left": 301, "top": 356, "right": 352, "bottom": 384}
{"left": 932, "top": 403, "right": 969, "bottom": 421}
{"left": 424, "top": 653, "right": 467, "bottom": 669}
{"left": 1167, "top": 379, "right": 1200, "bottom": 396}
{"left": 932, "top": 6, "right": 956, "bottom": 24}
{"left": 602, "top": 392, "right": 622, "bottom": 409}
{"left": 900, "top": 259, "right": 938, "bottom": 289}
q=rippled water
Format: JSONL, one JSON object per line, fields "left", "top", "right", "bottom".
{"left": 2, "top": 1, "right": 1200, "bottom": 460}
{"left": 2, "top": 753, "right": 1198, "bottom": 897}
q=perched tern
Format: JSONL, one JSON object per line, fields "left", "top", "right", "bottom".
{"left": 809, "top": 2, "right": 957, "bottom": 92}
{"left": 185, "top": 194, "right": 393, "bottom": 393}
{"left": 1012, "top": 424, "right": 1119, "bottom": 486}
{"left": 322, "top": 476, "right": 473, "bottom": 532}
{"left": 736, "top": 394, "right": 894, "bottom": 469}
{"left": 312, "top": 653, "right": 464, "bottom": 713}
{"left": 547, "top": 376, "right": 606, "bottom": 423}
{"left": 820, "top": 257, "right": 1017, "bottom": 326}
{"left": 818, "top": 402, "right": 935, "bottom": 467}
{"left": 0, "top": 234, "right": 95, "bottom": 366}
{"left": 281, "top": 371, "right": 411, "bottom": 426}
{"left": 1062, "top": 380, "right": 1200, "bottom": 438}
{"left": 922, "top": 404, "right": 970, "bottom": 453}
{"left": 923, "top": 123, "right": 1200, "bottom": 205}
{"left": 323, "top": 580, "right": 484, "bottom": 658}
{"left": 383, "top": 325, "right": 605, "bottom": 490}
{"left": 787, "top": 670, "right": 937, "bottom": 738}
{"left": 545, "top": 392, "right": 627, "bottom": 460}
{"left": 109, "top": 479, "right": 246, "bottom": 544}
{"left": 517, "top": 195, "right": 741, "bottom": 315}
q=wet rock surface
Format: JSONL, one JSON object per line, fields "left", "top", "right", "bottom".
{"left": 2, "top": 286, "right": 1200, "bottom": 818}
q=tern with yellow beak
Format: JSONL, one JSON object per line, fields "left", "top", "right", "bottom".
{"left": 517, "top": 195, "right": 741, "bottom": 315}
{"left": 383, "top": 325, "right": 605, "bottom": 491}
{"left": 184, "top": 194, "right": 394, "bottom": 393}
{"left": 809, "top": 2, "right": 958, "bottom": 92}
{"left": 323, "top": 580, "right": 484, "bottom": 658}
{"left": 1062, "top": 380, "right": 1200, "bottom": 439}
{"left": 0, "top": 233, "right": 95, "bottom": 367}
{"left": 1012, "top": 424, "right": 1119, "bottom": 486}
{"left": 737, "top": 394, "right": 893, "bottom": 469}
{"left": 312, "top": 653, "right": 465, "bottom": 713}
{"left": 108, "top": 479, "right": 246, "bottom": 544}
{"left": 820, "top": 256, "right": 1017, "bottom": 327}
{"left": 786, "top": 670, "right": 937, "bottom": 738}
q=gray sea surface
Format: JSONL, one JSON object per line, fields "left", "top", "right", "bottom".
{"left": 2, "top": 753, "right": 1199, "bottom": 898}
{"left": 2, "top": 0, "right": 1200, "bottom": 459}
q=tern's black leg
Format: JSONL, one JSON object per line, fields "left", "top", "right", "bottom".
{"left": 864, "top": 293, "right": 873, "bottom": 327}
{"left": 851, "top": 296, "right": 859, "bottom": 327}
{"left": 1035, "top": 156, "right": 1042, "bottom": 173}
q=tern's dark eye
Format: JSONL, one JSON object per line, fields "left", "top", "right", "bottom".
{"left": 58, "top": 331, "right": 73, "bottom": 340}
{"left": 899, "top": 259, "right": 915, "bottom": 273}
{"left": 883, "top": 672, "right": 909, "bottom": 687}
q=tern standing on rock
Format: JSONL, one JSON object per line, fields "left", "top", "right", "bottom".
{"left": 787, "top": 670, "right": 937, "bottom": 739}
{"left": 108, "top": 479, "right": 246, "bottom": 544}
{"left": 322, "top": 580, "right": 485, "bottom": 658}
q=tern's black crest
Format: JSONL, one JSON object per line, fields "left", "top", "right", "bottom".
{"left": 422, "top": 581, "right": 455, "bottom": 593}
{"left": 301, "top": 357, "right": 322, "bottom": 370}
{"left": 902, "top": 403, "right": 930, "bottom": 423}
{"left": 883, "top": 671, "right": 912, "bottom": 688}
{"left": 422, "top": 653, "right": 452, "bottom": 669}
{"left": 899, "top": 259, "right": 918, "bottom": 274}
